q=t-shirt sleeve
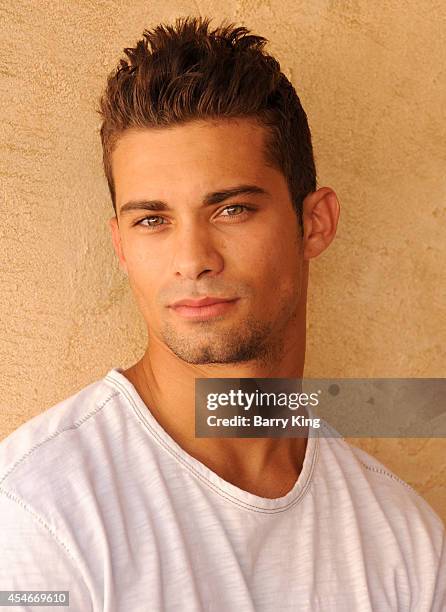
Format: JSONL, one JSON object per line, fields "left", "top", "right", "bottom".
{"left": 431, "top": 528, "right": 446, "bottom": 612}
{"left": 0, "top": 490, "right": 93, "bottom": 611}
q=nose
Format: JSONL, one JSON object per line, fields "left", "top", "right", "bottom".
{"left": 171, "top": 221, "right": 224, "bottom": 281}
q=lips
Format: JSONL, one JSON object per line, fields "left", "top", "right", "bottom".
{"left": 170, "top": 296, "right": 237, "bottom": 308}
{"left": 169, "top": 297, "right": 240, "bottom": 320}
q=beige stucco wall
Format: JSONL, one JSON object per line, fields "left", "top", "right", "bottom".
{"left": 1, "top": 1, "right": 445, "bottom": 523}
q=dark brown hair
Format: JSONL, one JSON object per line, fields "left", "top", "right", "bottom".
{"left": 97, "top": 15, "right": 317, "bottom": 236}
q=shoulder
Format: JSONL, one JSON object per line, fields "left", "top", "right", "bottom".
{"left": 0, "top": 374, "right": 122, "bottom": 499}
{"left": 315, "top": 424, "right": 445, "bottom": 557}
{"left": 349, "top": 441, "right": 443, "bottom": 530}
{"left": 0, "top": 374, "right": 125, "bottom": 607}
{"left": 313, "top": 424, "right": 446, "bottom": 608}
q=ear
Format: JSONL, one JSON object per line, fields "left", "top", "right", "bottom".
{"left": 109, "top": 216, "right": 128, "bottom": 276}
{"left": 301, "top": 187, "right": 340, "bottom": 261}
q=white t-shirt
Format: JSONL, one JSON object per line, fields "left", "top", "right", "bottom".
{"left": 0, "top": 367, "right": 445, "bottom": 612}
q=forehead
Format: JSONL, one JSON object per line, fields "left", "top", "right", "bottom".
{"left": 111, "top": 118, "right": 276, "bottom": 204}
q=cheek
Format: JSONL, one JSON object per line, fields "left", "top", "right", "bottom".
{"left": 125, "top": 240, "right": 155, "bottom": 270}
{"left": 124, "top": 237, "right": 167, "bottom": 287}
{"left": 124, "top": 248, "right": 159, "bottom": 307}
{"left": 256, "top": 246, "right": 301, "bottom": 304}
{"left": 238, "top": 227, "right": 298, "bottom": 289}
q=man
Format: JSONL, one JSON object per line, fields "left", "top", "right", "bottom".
{"left": 1, "top": 15, "right": 444, "bottom": 612}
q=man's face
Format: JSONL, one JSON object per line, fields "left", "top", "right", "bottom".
{"left": 110, "top": 118, "right": 306, "bottom": 365}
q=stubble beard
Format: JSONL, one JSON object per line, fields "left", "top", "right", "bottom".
{"left": 161, "top": 293, "right": 298, "bottom": 367}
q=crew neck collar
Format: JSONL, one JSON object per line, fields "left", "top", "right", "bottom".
{"left": 104, "top": 366, "right": 320, "bottom": 514}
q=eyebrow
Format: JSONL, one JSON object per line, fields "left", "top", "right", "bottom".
{"left": 118, "top": 184, "right": 270, "bottom": 216}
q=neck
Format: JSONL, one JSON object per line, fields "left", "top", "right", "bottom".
{"left": 123, "top": 274, "right": 309, "bottom": 498}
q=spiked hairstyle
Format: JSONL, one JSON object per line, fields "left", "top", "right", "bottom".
{"left": 97, "top": 16, "right": 317, "bottom": 236}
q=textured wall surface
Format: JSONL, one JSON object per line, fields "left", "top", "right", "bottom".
{"left": 1, "top": 1, "right": 445, "bottom": 523}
